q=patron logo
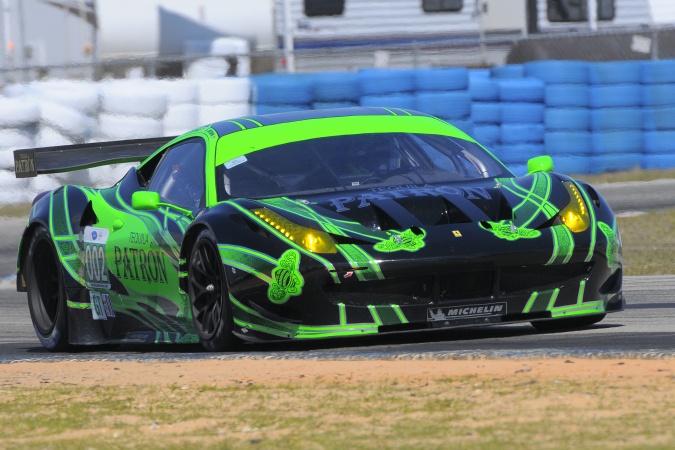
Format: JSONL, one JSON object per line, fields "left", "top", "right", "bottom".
{"left": 427, "top": 302, "right": 507, "bottom": 321}
{"left": 113, "top": 246, "right": 168, "bottom": 284}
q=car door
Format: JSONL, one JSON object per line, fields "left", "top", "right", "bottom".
{"left": 102, "top": 138, "right": 207, "bottom": 333}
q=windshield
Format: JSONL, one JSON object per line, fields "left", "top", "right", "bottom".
{"left": 216, "top": 133, "right": 511, "bottom": 200}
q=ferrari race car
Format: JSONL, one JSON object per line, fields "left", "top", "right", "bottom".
{"left": 14, "top": 107, "right": 624, "bottom": 351}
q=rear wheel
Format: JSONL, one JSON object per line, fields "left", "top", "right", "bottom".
{"left": 26, "top": 226, "right": 70, "bottom": 351}
{"left": 531, "top": 314, "right": 606, "bottom": 332}
{"left": 188, "top": 230, "right": 238, "bottom": 351}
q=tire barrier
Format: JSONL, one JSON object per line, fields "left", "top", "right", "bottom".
{"left": 360, "top": 94, "right": 417, "bottom": 110}
{"left": 251, "top": 74, "right": 313, "bottom": 105}
{"left": 641, "top": 84, "right": 675, "bottom": 107}
{"left": 545, "top": 131, "right": 592, "bottom": 156}
{"left": 500, "top": 103, "right": 545, "bottom": 124}
{"left": 500, "top": 124, "right": 545, "bottom": 144}
{"left": 472, "top": 125, "right": 500, "bottom": 145}
{"left": 591, "top": 107, "right": 643, "bottom": 131}
{"left": 643, "top": 131, "right": 675, "bottom": 154}
{"left": 589, "top": 61, "right": 643, "bottom": 85}
{"left": 490, "top": 64, "right": 524, "bottom": 79}
{"left": 414, "top": 92, "right": 471, "bottom": 120}
{"left": 312, "top": 72, "right": 360, "bottom": 102}
{"left": 640, "top": 59, "right": 675, "bottom": 84}
{"left": 545, "top": 108, "right": 591, "bottom": 131}
{"left": 497, "top": 78, "right": 545, "bottom": 103}
{"left": 414, "top": 67, "right": 469, "bottom": 92}
{"left": 469, "top": 78, "right": 500, "bottom": 102}
{"left": 358, "top": 69, "right": 416, "bottom": 96}
{"left": 545, "top": 84, "right": 589, "bottom": 107}
{"left": 592, "top": 130, "right": 643, "bottom": 154}
{"left": 589, "top": 84, "right": 642, "bottom": 108}
{"left": 471, "top": 103, "right": 501, "bottom": 124}
{"left": 524, "top": 60, "right": 589, "bottom": 85}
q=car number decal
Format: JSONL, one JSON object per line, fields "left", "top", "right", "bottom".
{"left": 84, "top": 226, "right": 111, "bottom": 289}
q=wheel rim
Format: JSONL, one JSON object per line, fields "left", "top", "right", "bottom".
{"left": 29, "top": 239, "right": 61, "bottom": 334}
{"left": 189, "top": 240, "right": 224, "bottom": 339}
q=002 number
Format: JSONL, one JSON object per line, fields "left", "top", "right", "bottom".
{"left": 85, "top": 244, "right": 109, "bottom": 284}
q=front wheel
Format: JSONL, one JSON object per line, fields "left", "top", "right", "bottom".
{"left": 188, "top": 230, "right": 238, "bottom": 351}
{"left": 26, "top": 226, "right": 70, "bottom": 351}
{"left": 531, "top": 314, "right": 606, "bottom": 332}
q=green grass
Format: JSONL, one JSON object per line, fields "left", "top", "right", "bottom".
{"left": 617, "top": 208, "right": 675, "bottom": 275}
{"left": 0, "top": 377, "right": 672, "bottom": 449}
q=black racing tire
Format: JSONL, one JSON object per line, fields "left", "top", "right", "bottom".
{"left": 25, "top": 226, "right": 70, "bottom": 351}
{"left": 530, "top": 314, "right": 606, "bottom": 332}
{"left": 188, "top": 229, "right": 238, "bottom": 351}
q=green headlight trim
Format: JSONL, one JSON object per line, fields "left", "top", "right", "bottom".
{"left": 215, "top": 115, "right": 473, "bottom": 166}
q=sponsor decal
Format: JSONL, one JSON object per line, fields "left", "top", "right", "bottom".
{"left": 374, "top": 228, "right": 426, "bottom": 253}
{"left": 84, "top": 226, "right": 111, "bottom": 289}
{"left": 480, "top": 221, "right": 541, "bottom": 241}
{"left": 428, "top": 302, "right": 507, "bottom": 321}
{"left": 129, "top": 232, "right": 149, "bottom": 245}
{"left": 452, "top": 230, "right": 462, "bottom": 237}
{"left": 13, "top": 149, "right": 37, "bottom": 178}
{"left": 268, "top": 250, "right": 304, "bottom": 304}
{"left": 90, "top": 292, "right": 114, "bottom": 320}
{"left": 113, "top": 246, "right": 168, "bottom": 284}
{"left": 328, "top": 184, "right": 492, "bottom": 212}
{"left": 224, "top": 155, "right": 247, "bottom": 169}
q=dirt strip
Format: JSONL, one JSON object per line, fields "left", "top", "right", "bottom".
{"left": 2, "top": 358, "right": 674, "bottom": 387}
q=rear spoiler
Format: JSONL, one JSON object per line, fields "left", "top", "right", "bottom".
{"left": 13, "top": 136, "right": 177, "bottom": 178}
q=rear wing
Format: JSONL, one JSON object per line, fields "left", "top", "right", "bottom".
{"left": 13, "top": 136, "right": 177, "bottom": 178}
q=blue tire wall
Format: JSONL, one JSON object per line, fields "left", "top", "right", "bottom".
{"left": 472, "top": 124, "right": 500, "bottom": 145}
{"left": 358, "top": 69, "right": 416, "bottom": 96}
{"left": 500, "top": 103, "right": 545, "bottom": 124}
{"left": 642, "top": 153, "right": 675, "bottom": 169}
{"left": 469, "top": 78, "right": 500, "bottom": 101}
{"left": 312, "top": 72, "right": 360, "bottom": 102}
{"left": 591, "top": 107, "right": 643, "bottom": 131}
{"left": 589, "top": 61, "right": 643, "bottom": 85}
{"left": 590, "top": 153, "right": 642, "bottom": 173}
{"left": 545, "top": 84, "right": 589, "bottom": 107}
{"left": 497, "top": 78, "right": 545, "bottom": 103}
{"left": 551, "top": 156, "right": 592, "bottom": 175}
{"left": 414, "top": 91, "right": 471, "bottom": 120}
{"left": 643, "top": 106, "right": 675, "bottom": 130}
{"left": 545, "top": 131, "right": 592, "bottom": 156}
{"left": 592, "top": 130, "right": 643, "bottom": 154}
{"left": 641, "top": 84, "right": 675, "bottom": 107}
{"left": 643, "top": 131, "right": 675, "bottom": 154}
{"left": 501, "top": 124, "right": 545, "bottom": 144}
{"left": 641, "top": 60, "right": 675, "bottom": 84}
{"left": 498, "top": 144, "right": 545, "bottom": 165}
{"left": 545, "top": 108, "right": 591, "bottom": 130}
{"left": 252, "top": 74, "right": 314, "bottom": 105}
{"left": 523, "top": 60, "right": 589, "bottom": 84}
{"left": 490, "top": 64, "right": 524, "bottom": 79}
{"left": 414, "top": 68, "right": 469, "bottom": 91}
{"left": 471, "top": 103, "right": 501, "bottom": 124}
{"left": 360, "top": 94, "right": 416, "bottom": 110}
{"left": 589, "top": 85, "right": 642, "bottom": 108}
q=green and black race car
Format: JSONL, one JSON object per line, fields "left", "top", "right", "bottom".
{"left": 14, "top": 107, "right": 624, "bottom": 351}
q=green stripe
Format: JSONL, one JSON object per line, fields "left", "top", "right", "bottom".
{"left": 523, "top": 292, "right": 538, "bottom": 313}
{"left": 577, "top": 279, "right": 586, "bottom": 305}
{"left": 339, "top": 303, "right": 347, "bottom": 326}
{"left": 375, "top": 305, "right": 404, "bottom": 325}
{"left": 368, "top": 305, "right": 383, "bottom": 326}
{"left": 546, "top": 288, "right": 560, "bottom": 311}
{"left": 67, "top": 301, "right": 91, "bottom": 310}
{"left": 392, "top": 304, "right": 408, "bottom": 324}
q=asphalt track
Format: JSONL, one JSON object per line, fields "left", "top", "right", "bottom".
{"left": 0, "top": 180, "right": 673, "bottom": 362}
{"left": 0, "top": 276, "right": 673, "bottom": 362}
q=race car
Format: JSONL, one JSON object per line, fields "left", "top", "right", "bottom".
{"left": 14, "top": 107, "right": 624, "bottom": 351}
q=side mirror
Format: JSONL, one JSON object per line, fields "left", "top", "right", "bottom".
{"left": 131, "top": 191, "right": 195, "bottom": 219}
{"left": 527, "top": 155, "right": 554, "bottom": 175}
{"left": 132, "top": 191, "right": 161, "bottom": 211}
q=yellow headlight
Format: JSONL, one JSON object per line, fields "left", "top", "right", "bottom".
{"left": 559, "top": 182, "right": 590, "bottom": 233}
{"left": 252, "top": 208, "right": 337, "bottom": 253}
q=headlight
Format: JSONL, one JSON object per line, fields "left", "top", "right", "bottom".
{"left": 252, "top": 208, "right": 337, "bottom": 254}
{"left": 559, "top": 182, "right": 590, "bottom": 233}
